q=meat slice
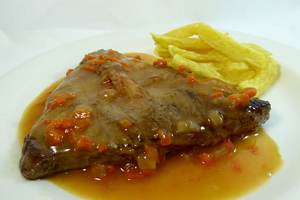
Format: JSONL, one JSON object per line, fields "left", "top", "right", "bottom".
{"left": 19, "top": 49, "right": 271, "bottom": 180}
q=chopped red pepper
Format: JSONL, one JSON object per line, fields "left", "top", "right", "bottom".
{"left": 97, "top": 142, "right": 108, "bottom": 153}
{"left": 222, "top": 138, "right": 235, "bottom": 153}
{"left": 98, "top": 55, "right": 106, "bottom": 59}
{"left": 66, "top": 69, "right": 74, "bottom": 76}
{"left": 120, "top": 62, "right": 129, "bottom": 67}
{"left": 70, "top": 109, "right": 92, "bottom": 130}
{"left": 84, "top": 54, "right": 96, "bottom": 61}
{"left": 199, "top": 91, "right": 208, "bottom": 96}
{"left": 133, "top": 55, "right": 142, "bottom": 61}
{"left": 81, "top": 59, "right": 105, "bottom": 71}
{"left": 187, "top": 73, "right": 199, "bottom": 84}
{"left": 177, "top": 65, "right": 187, "bottom": 72}
{"left": 242, "top": 87, "right": 257, "bottom": 98}
{"left": 227, "top": 93, "right": 250, "bottom": 106}
{"left": 153, "top": 59, "right": 168, "bottom": 68}
{"left": 198, "top": 152, "right": 213, "bottom": 166}
{"left": 45, "top": 118, "right": 74, "bottom": 146}
{"left": 107, "top": 50, "right": 120, "bottom": 60}
{"left": 54, "top": 93, "right": 74, "bottom": 105}
{"left": 47, "top": 93, "right": 74, "bottom": 109}
{"left": 119, "top": 119, "right": 132, "bottom": 130}
{"left": 210, "top": 92, "right": 224, "bottom": 98}
{"left": 158, "top": 131, "right": 172, "bottom": 146}
{"left": 76, "top": 135, "right": 93, "bottom": 150}
{"left": 46, "top": 128, "right": 63, "bottom": 146}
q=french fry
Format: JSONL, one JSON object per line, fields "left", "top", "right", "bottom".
{"left": 154, "top": 45, "right": 171, "bottom": 58}
{"left": 170, "top": 54, "right": 240, "bottom": 85}
{"left": 244, "top": 43, "right": 272, "bottom": 56}
{"left": 151, "top": 23, "right": 279, "bottom": 96}
{"left": 171, "top": 54, "right": 258, "bottom": 86}
{"left": 171, "top": 54, "right": 221, "bottom": 78}
{"left": 196, "top": 23, "right": 268, "bottom": 69}
{"left": 164, "top": 23, "right": 205, "bottom": 38}
{"left": 168, "top": 45, "right": 232, "bottom": 63}
{"left": 238, "top": 58, "right": 279, "bottom": 96}
{"left": 151, "top": 33, "right": 212, "bottom": 50}
{"left": 214, "top": 62, "right": 256, "bottom": 84}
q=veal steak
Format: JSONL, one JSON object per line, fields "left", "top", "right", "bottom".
{"left": 20, "top": 49, "right": 271, "bottom": 180}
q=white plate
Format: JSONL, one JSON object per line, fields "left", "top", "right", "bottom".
{"left": 0, "top": 26, "right": 299, "bottom": 200}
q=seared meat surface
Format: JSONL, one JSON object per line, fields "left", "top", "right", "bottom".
{"left": 20, "top": 49, "right": 271, "bottom": 180}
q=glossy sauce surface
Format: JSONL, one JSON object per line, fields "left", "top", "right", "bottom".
{"left": 19, "top": 53, "right": 283, "bottom": 200}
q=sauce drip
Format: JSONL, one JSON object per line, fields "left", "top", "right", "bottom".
{"left": 18, "top": 53, "right": 283, "bottom": 200}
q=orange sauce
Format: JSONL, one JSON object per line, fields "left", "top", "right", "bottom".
{"left": 18, "top": 53, "right": 283, "bottom": 200}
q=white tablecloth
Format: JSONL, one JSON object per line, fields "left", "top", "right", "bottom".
{"left": 1, "top": 0, "right": 300, "bottom": 78}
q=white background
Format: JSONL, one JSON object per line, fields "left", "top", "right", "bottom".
{"left": 1, "top": 0, "right": 300, "bottom": 77}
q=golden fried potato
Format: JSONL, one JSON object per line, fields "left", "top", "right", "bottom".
{"left": 168, "top": 45, "right": 232, "bottom": 63}
{"left": 244, "top": 43, "right": 272, "bottom": 56}
{"left": 150, "top": 33, "right": 212, "bottom": 50}
{"left": 164, "top": 23, "right": 205, "bottom": 38}
{"left": 151, "top": 23, "right": 279, "bottom": 96}
{"left": 171, "top": 54, "right": 257, "bottom": 86}
{"left": 196, "top": 23, "right": 268, "bottom": 69}
{"left": 154, "top": 45, "right": 171, "bottom": 58}
{"left": 214, "top": 62, "right": 256, "bottom": 84}
{"left": 238, "top": 58, "right": 279, "bottom": 96}
{"left": 170, "top": 54, "right": 238, "bottom": 85}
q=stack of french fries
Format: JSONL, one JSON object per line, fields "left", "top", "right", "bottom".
{"left": 151, "top": 23, "right": 279, "bottom": 96}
